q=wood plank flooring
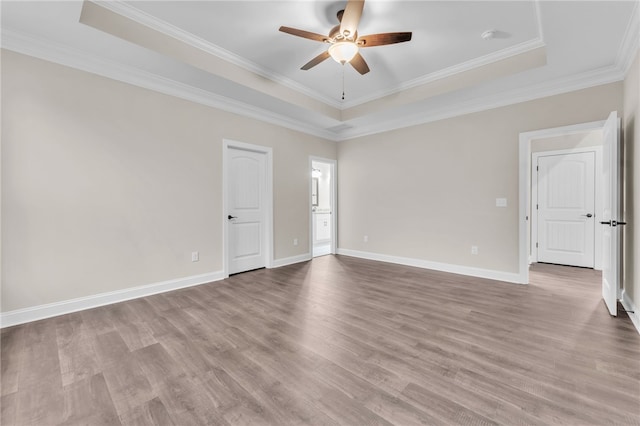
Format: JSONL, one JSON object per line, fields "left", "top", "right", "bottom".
{"left": 2, "top": 255, "right": 639, "bottom": 425}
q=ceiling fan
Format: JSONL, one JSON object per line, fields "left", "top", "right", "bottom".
{"left": 279, "top": 0, "right": 412, "bottom": 75}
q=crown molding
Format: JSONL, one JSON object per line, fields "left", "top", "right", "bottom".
{"left": 1, "top": 27, "right": 627, "bottom": 143}
{"left": 3, "top": 0, "right": 636, "bottom": 145}
{"left": 93, "top": 0, "right": 549, "bottom": 112}
{"left": 533, "top": 0, "right": 545, "bottom": 42}
{"left": 1, "top": 28, "right": 340, "bottom": 141}
{"left": 340, "top": 37, "right": 546, "bottom": 109}
{"left": 616, "top": 0, "right": 639, "bottom": 75}
{"left": 92, "top": 0, "right": 343, "bottom": 110}
{"left": 338, "top": 64, "right": 626, "bottom": 141}
{"left": 341, "top": 0, "right": 546, "bottom": 109}
{"left": 338, "top": 1, "right": 637, "bottom": 141}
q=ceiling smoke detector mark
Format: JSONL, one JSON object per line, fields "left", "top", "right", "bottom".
{"left": 481, "top": 30, "right": 497, "bottom": 40}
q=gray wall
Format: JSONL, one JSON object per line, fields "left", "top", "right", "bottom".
{"left": 2, "top": 46, "right": 637, "bottom": 321}
{"left": 1, "top": 50, "right": 336, "bottom": 312}
{"left": 338, "top": 83, "right": 623, "bottom": 274}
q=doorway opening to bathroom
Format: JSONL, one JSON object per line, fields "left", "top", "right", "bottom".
{"left": 310, "top": 158, "right": 337, "bottom": 257}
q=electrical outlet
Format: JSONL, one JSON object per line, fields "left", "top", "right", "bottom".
{"left": 293, "top": 238, "right": 298, "bottom": 246}
{"left": 496, "top": 198, "right": 507, "bottom": 207}
{"left": 471, "top": 246, "right": 478, "bottom": 255}
{"left": 191, "top": 251, "right": 199, "bottom": 262}
{"left": 364, "top": 235, "right": 369, "bottom": 243}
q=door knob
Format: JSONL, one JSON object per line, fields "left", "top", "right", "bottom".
{"left": 582, "top": 213, "right": 593, "bottom": 218}
{"left": 600, "top": 220, "right": 627, "bottom": 226}
{"left": 228, "top": 215, "right": 237, "bottom": 220}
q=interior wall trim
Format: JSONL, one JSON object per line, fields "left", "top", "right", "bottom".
{"left": 340, "top": 38, "right": 546, "bottom": 109}
{"left": 338, "top": 64, "right": 625, "bottom": 140}
{"left": 92, "top": 0, "right": 343, "bottom": 109}
{"left": 1, "top": 22, "right": 635, "bottom": 142}
{"left": 518, "top": 120, "right": 608, "bottom": 286}
{"left": 271, "top": 253, "right": 312, "bottom": 268}
{"left": 92, "top": 0, "right": 545, "bottom": 110}
{"left": 89, "top": 0, "right": 639, "bottom": 113}
{"left": 0, "top": 271, "right": 224, "bottom": 328}
{"left": 0, "top": 29, "right": 338, "bottom": 142}
{"left": 337, "top": 248, "right": 524, "bottom": 285}
{"left": 616, "top": 1, "right": 639, "bottom": 75}
{"left": 621, "top": 290, "right": 640, "bottom": 335}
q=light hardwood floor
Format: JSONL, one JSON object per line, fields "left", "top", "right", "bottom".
{"left": 2, "top": 255, "right": 639, "bottom": 425}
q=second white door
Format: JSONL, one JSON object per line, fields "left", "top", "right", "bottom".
{"left": 537, "top": 151, "right": 596, "bottom": 267}
{"left": 227, "top": 147, "right": 267, "bottom": 274}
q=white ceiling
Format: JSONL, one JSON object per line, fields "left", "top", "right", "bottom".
{"left": 2, "top": 1, "right": 638, "bottom": 140}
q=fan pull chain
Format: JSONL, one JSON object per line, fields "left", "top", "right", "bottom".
{"left": 341, "top": 65, "right": 345, "bottom": 100}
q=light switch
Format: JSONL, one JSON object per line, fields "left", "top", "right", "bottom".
{"left": 496, "top": 198, "right": 507, "bottom": 207}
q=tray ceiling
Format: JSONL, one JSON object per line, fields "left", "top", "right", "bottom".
{"left": 2, "top": 1, "right": 637, "bottom": 140}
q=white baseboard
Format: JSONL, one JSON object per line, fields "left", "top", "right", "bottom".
{"left": 271, "top": 253, "right": 312, "bottom": 268}
{"left": 337, "top": 248, "right": 524, "bottom": 284}
{"left": 621, "top": 290, "right": 640, "bottom": 335}
{"left": 0, "top": 271, "right": 224, "bottom": 328}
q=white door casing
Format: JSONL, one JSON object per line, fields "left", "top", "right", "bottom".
{"left": 536, "top": 151, "right": 596, "bottom": 268}
{"left": 519, "top": 120, "right": 608, "bottom": 285}
{"left": 601, "top": 111, "right": 622, "bottom": 316}
{"left": 223, "top": 141, "right": 273, "bottom": 276}
{"left": 309, "top": 157, "right": 337, "bottom": 258}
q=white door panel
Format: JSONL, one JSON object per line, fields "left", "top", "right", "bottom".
{"left": 537, "top": 151, "right": 595, "bottom": 267}
{"left": 228, "top": 148, "right": 267, "bottom": 274}
{"left": 234, "top": 222, "right": 262, "bottom": 257}
{"left": 601, "top": 111, "right": 621, "bottom": 316}
{"left": 232, "top": 157, "right": 260, "bottom": 209}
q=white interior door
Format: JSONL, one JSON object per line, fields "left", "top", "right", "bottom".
{"left": 601, "top": 111, "right": 622, "bottom": 316}
{"left": 227, "top": 147, "right": 267, "bottom": 274}
{"left": 537, "top": 151, "right": 596, "bottom": 267}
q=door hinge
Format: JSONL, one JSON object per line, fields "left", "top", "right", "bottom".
{"left": 536, "top": 165, "right": 539, "bottom": 172}
{"left": 536, "top": 242, "right": 538, "bottom": 248}
{"left": 536, "top": 204, "right": 538, "bottom": 210}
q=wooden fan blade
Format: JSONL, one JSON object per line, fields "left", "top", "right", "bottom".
{"left": 279, "top": 26, "right": 328, "bottom": 43}
{"left": 301, "top": 51, "right": 331, "bottom": 70}
{"left": 349, "top": 52, "right": 370, "bottom": 75}
{"left": 339, "top": 0, "right": 364, "bottom": 39}
{"left": 357, "top": 32, "right": 412, "bottom": 47}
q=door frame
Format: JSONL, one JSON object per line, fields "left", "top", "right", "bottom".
{"left": 518, "top": 120, "right": 606, "bottom": 284}
{"left": 309, "top": 156, "right": 337, "bottom": 257}
{"left": 222, "top": 139, "right": 274, "bottom": 278}
{"left": 531, "top": 146, "right": 603, "bottom": 269}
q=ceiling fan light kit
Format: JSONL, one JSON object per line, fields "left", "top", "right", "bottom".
{"left": 328, "top": 41, "right": 359, "bottom": 64}
{"left": 279, "top": 0, "right": 412, "bottom": 75}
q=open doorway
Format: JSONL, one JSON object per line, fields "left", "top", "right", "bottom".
{"left": 310, "top": 157, "right": 337, "bottom": 257}
{"left": 518, "top": 113, "right": 623, "bottom": 317}
{"left": 519, "top": 120, "right": 606, "bottom": 283}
